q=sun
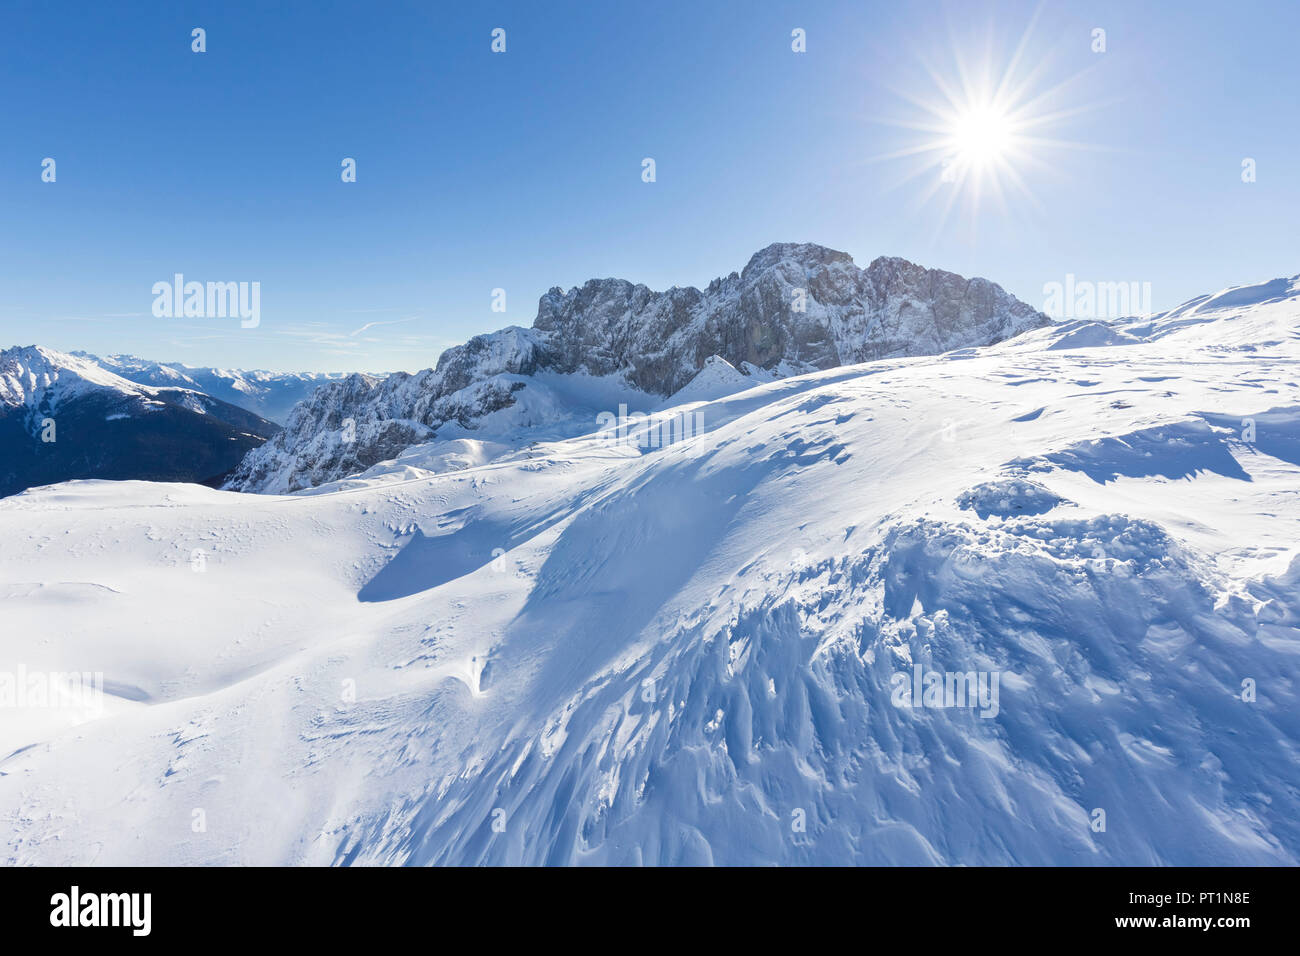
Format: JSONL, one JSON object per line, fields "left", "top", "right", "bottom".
{"left": 922, "top": 89, "right": 1034, "bottom": 202}
{"left": 949, "top": 103, "right": 1015, "bottom": 168}
{"left": 867, "top": 14, "right": 1105, "bottom": 230}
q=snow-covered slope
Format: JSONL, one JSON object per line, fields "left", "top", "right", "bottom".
{"left": 1, "top": 345, "right": 141, "bottom": 409}
{"left": 1, "top": 276, "right": 1296, "bottom": 865}
{"left": 226, "top": 244, "right": 1048, "bottom": 494}
{"left": 0, "top": 345, "right": 280, "bottom": 497}
{"left": 75, "top": 352, "right": 346, "bottom": 424}
{"left": 660, "top": 355, "right": 780, "bottom": 405}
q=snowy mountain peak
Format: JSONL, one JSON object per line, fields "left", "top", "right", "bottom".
{"left": 226, "top": 244, "right": 1050, "bottom": 493}
{"left": 0, "top": 345, "right": 282, "bottom": 497}
{"left": 73, "top": 352, "right": 349, "bottom": 424}
{"left": 0, "top": 344, "right": 147, "bottom": 409}
{"left": 530, "top": 242, "right": 1046, "bottom": 392}
{"left": 739, "top": 241, "right": 857, "bottom": 279}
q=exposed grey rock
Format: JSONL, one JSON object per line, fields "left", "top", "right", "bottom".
{"left": 226, "top": 243, "right": 1049, "bottom": 493}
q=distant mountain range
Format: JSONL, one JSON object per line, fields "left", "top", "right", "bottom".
{"left": 71, "top": 352, "right": 347, "bottom": 424}
{"left": 225, "top": 243, "right": 1050, "bottom": 493}
{"left": 1, "top": 245, "right": 1050, "bottom": 498}
{"left": 0, "top": 346, "right": 280, "bottom": 498}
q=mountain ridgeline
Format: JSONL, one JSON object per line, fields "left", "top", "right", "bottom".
{"left": 72, "top": 353, "right": 346, "bottom": 425}
{"left": 226, "top": 243, "right": 1050, "bottom": 493}
{"left": 0, "top": 346, "right": 279, "bottom": 498}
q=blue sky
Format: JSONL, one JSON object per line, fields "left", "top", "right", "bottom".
{"left": 2, "top": 0, "right": 1297, "bottom": 372}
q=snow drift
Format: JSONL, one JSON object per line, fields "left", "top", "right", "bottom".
{"left": 0, "top": 276, "right": 1297, "bottom": 865}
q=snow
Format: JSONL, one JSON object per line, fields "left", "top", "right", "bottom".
{"left": 226, "top": 244, "right": 1048, "bottom": 494}
{"left": 0, "top": 345, "right": 153, "bottom": 409}
{"left": 660, "top": 355, "right": 778, "bottom": 405}
{"left": 956, "top": 477, "right": 1068, "bottom": 518}
{"left": 77, "top": 352, "right": 347, "bottom": 424}
{"left": 0, "top": 280, "right": 1298, "bottom": 865}
{"left": 1164, "top": 275, "right": 1300, "bottom": 318}
{"left": 1043, "top": 320, "right": 1142, "bottom": 351}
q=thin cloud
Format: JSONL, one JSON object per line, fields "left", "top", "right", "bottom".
{"left": 349, "top": 317, "right": 416, "bottom": 337}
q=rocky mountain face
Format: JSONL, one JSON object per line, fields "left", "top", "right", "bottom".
{"left": 0, "top": 345, "right": 279, "bottom": 497}
{"left": 226, "top": 243, "right": 1049, "bottom": 493}
{"left": 534, "top": 243, "right": 1046, "bottom": 392}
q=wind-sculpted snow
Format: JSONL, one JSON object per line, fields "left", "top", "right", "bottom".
{"left": 225, "top": 244, "right": 1048, "bottom": 493}
{"left": 956, "top": 477, "right": 1067, "bottom": 518}
{"left": 1, "top": 280, "right": 1298, "bottom": 865}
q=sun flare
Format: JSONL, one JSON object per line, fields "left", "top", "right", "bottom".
{"left": 949, "top": 103, "right": 1015, "bottom": 168}
{"left": 870, "top": 15, "right": 1103, "bottom": 230}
